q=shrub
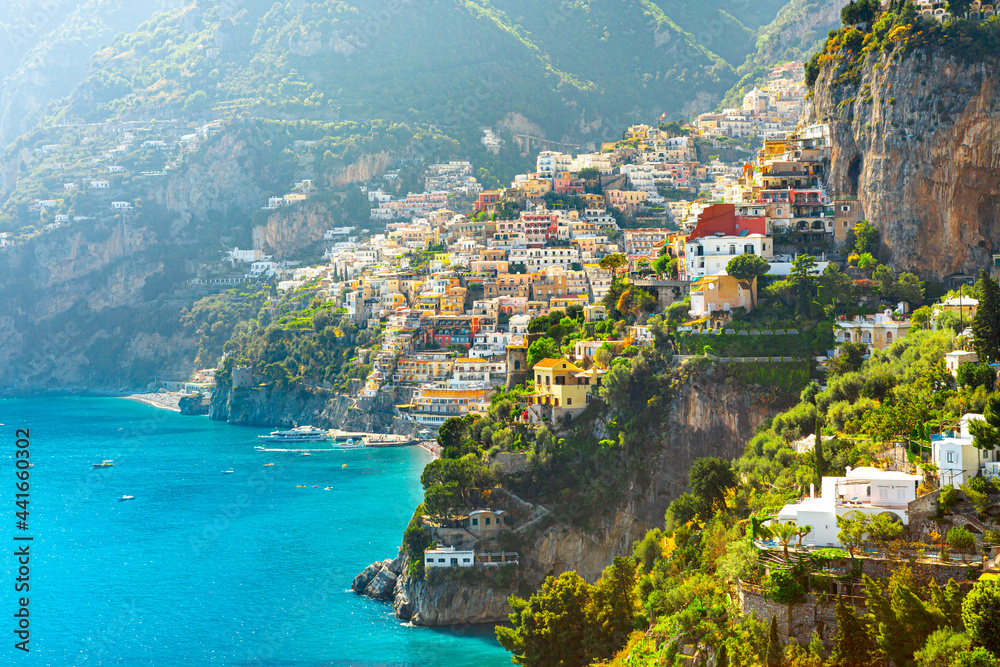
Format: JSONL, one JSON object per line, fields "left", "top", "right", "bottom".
{"left": 767, "top": 569, "right": 805, "bottom": 603}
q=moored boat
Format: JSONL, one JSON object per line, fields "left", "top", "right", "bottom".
{"left": 258, "top": 426, "right": 329, "bottom": 443}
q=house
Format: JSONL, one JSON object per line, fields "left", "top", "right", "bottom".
{"left": 945, "top": 350, "right": 980, "bottom": 377}
{"left": 468, "top": 509, "right": 505, "bottom": 534}
{"left": 90, "top": 180, "right": 110, "bottom": 189}
{"left": 111, "top": 201, "right": 133, "bottom": 210}
{"left": 689, "top": 273, "right": 757, "bottom": 318}
{"left": 774, "top": 466, "right": 924, "bottom": 547}
{"left": 834, "top": 311, "right": 910, "bottom": 353}
{"left": 574, "top": 340, "right": 625, "bottom": 362}
{"left": 424, "top": 545, "right": 475, "bottom": 569}
{"left": 530, "top": 358, "right": 601, "bottom": 420}
{"left": 931, "top": 414, "right": 1000, "bottom": 485}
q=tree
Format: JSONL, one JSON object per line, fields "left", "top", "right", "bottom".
{"left": 893, "top": 272, "right": 925, "bottom": 307}
{"left": 586, "top": 557, "right": 639, "bottom": 660}
{"left": 765, "top": 616, "right": 783, "bottom": 667}
{"left": 970, "top": 392, "right": 1000, "bottom": 452}
{"left": 527, "top": 338, "right": 559, "bottom": 367}
{"left": 689, "top": 457, "right": 738, "bottom": 512}
{"left": 666, "top": 492, "right": 709, "bottom": 529}
{"left": 818, "top": 264, "right": 855, "bottom": 310}
{"left": 948, "top": 0, "right": 975, "bottom": 17}
{"left": 958, "top": 363, "right": 996, "bottom": 391}
{"left": 599, "top": 253, "right": 627, "bottom": 276}
{"left": 953, "top": 647, "right": 998, "bottom": 667}
{"left": 770, "top": 522, "right": 799, "bottom": 560}
{"left": 867, "top": 513, "right": 903, "bottom": 547}
{"left": 972, "top": 269, "right": 1000, "bottom": 362}
{"left": 914, "top": 627, "right": 971, "bottom": 667}
{"left": 873, "top": 264, "right": 894, "bottom": 297}
{"left": 837, "top": 514, "right": 868, "bottom": 557}
{"left": 850, "top": 220, "right": 878, "bottom": 254}
{"left": 496, "top": 571, "right": 593, "bottom": 667}
{"left": 829, "top": 594, "right": 880, "bottom": 667}
{"left": 963, "top": 581, "right": 1000, "bottom": 656}
{"left": 726, "top": 254, "right": 770, "bottom": 307}
{"left": 814, "top": 413, "right": 827, "bottom": 478}
{"left": 829, "top": 342, "right": 868, "bottom": 376}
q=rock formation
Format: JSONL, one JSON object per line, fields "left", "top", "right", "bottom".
{"left": 353, "top": 363, "right": 799, "bottom": 625}
{"left": 809, "top": 46, "right": 1000, "bottom": 279}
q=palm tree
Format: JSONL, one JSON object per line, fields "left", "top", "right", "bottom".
{"left": 770, "top": 522, "right": 799, "bottom": 561}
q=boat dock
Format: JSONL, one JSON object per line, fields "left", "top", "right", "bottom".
{"left": 328, "top": 429, "right": 419, "bottom": 448}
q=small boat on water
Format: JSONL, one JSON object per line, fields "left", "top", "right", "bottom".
{"left": 254, "top": 446, "right": 266, "bottom": 451}
{"left": 258, "top": 425, "right": 329, "bottom": 443}
{"left": 330, "top": 438, "right": 364, "bottom": 450}
{"left": 324, "top": 486, "right": 333, "bottom": 490}
{"left": 301, "top": 452, "right": 312, "bottom": 457}
{"left": 94, "top": 460, "right": 114, "bottom": 468}
{"left": 118, "top": 495, "right": 134, "bottom": 502}
{"left": 263, "top": 463, "right": 274, "bottom": 467}
{"left": 222, "top": 469, "right": 235, "bottom": 474}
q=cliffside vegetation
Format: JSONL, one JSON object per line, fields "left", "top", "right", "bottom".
{"left": 497, "top": 317, "right": 1000, "bottom": 666}
{"left": 805, "top": 0, "right": 1000, "bottom": 92}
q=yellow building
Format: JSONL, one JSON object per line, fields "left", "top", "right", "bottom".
{"left": 394, "top": 358, "right": 454, "bottom": 384}
{"left": 550, "top": 295, "right": 589, "bottom": 310}
{"left": 531, "top": 359, "right": 598, "bottom": 419}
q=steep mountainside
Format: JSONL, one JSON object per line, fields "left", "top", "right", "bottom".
{"left": 808, "top": 18, "right": 1000, "bottom": 279}
{"left": 354, "top": 362, "right": 801, "bottom": 625}
{"left": 50, "top": 0, "right": 795, "bottom": 141}
{"left": 0, "top": 1, "right": 178, "bottom": 151}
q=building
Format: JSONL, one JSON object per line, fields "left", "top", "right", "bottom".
{"left": 931, "top": 414, "right": 1000, "bottom": 485}
{"left": 688, "top": 273, "right": 757, "bottom": 318}
{"left": 530, "top": 358, "right": 601, "bottom": 420}
{"left": 945, "top": 350, "right": 980, "bottom": 376}
{"left": 468, "top": 509, "right": 506, "bottom": 534}
{"left": 774, "top": 466, "right": 924, "bottom": 547}
{"left": 834, "top": 311, "right": 911, "bottom": 353}
{"left": 403, "top": 386, "right": 490, "bottom": 426}
{"left": 424, "top": 545, "right": 475, "bottom": 569}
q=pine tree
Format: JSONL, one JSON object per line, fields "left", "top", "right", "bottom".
{"left": 830, "top": 595, "right": 880, "bottom": 667}
{"left": 972, "top": 269, "right": 1000, "bottom": 362}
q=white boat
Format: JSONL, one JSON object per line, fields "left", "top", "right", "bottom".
{"left": 258, "top": 426, "right": 329, "bottom": 443}
{"left": 118, "top": 495, "right": 134, "bottom": 502}
{"left": 254, "top": 446, "right": 266, "bottom": 451}
{"left": 330, "top": 438, "right": 364, "bottom": 450}
{"left": 222, "top": 469, "right": 235, "bottom": 474}
{"left": 301, "top": 452, "right": 312, "bottom": 457}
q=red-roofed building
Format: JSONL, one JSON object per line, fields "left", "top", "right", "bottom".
{"left": 686, "top": 203, "right": 767, "bottom": 241}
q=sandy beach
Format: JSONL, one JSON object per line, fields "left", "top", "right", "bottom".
{"left": 417, "top": 439, "right": 441, "bottom": 460}
{"left": 125, "top": 392, "right": 183, "bottom": 412}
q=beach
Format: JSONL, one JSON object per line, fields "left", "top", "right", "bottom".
{"left": 124, "top": 391, "right": 183, "bottom": 412}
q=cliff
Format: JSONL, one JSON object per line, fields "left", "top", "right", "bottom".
{"left": 809, "top": 42, "right": 1000, "bottom": 279}
{"left": 209, "top": 383, "right": 413, "bottom": 433}
{"left": 353, "top": 361, "right": 799, "bottom": 625}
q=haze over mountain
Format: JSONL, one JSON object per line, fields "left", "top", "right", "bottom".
{"left": 24, "top": 0, "right": 840, "bottom": 144}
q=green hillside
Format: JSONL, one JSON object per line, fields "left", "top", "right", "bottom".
{"left": 46, "top": 0, "right": 795, "bottom": 141}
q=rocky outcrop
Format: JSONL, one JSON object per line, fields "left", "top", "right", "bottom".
{"left": 209, "top": 383, "right": 415, "bottom": 432}
{"left": 353, "top": 362, "right": 798, "bottom": 626}
{"left": 809, "top": 45, "right": 1000, "bottom": 279}
{"left": 252, "top": 203, "right": 331, "bottom": 259}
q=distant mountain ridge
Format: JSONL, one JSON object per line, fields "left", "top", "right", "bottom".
{"left": 42, "top": 0, "right": 800, "bottom": 142}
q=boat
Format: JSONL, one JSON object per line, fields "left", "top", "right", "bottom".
{"left": 324, "top": 486, "right": 333, "bottom": 490}
{"left": 118, "top": 495, "right": 134, "bottom": 502}
{"left": 93, "top": 460, "right": 114, "bottom": 468}
{"left": 330, "top": 438, "right": 364, "bottom": 450}
{"left": 301, "top": 452, "right": 312, "bottom": 457}
{"left": 263, "top": 463, "right": 274, "bottom": 467}
{"left": 222, "top": 470, "right": 235, "bottom": 475}
{"left": 254, "top": 446, "right": 266, "bottom": 451}
{"left": 258, "top": 425, "right": 329, "bottom": 443}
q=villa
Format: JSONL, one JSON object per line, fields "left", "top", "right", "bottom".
{"left": 774, "top": 466, "right": 923, "bottom": 547}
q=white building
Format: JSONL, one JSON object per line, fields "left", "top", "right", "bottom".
{"left": 536, "top": 151, "right": 572, "bottom": 180}
{"left": 424, "top": 545, "right": 475, "bottom": 569}
{"left": 684, "top": 233, "right": 772, "bottom": 279}
{"left": 507, "top": 247, "right": 580, "bottom": 272}
{"left": 90, "top": 180, "right": 110, "bottom": 189}
{"left": 774, "top": 466, "right": 923, "bottom": 547}
{"left": 931, "top": 414, "right": 1000, "bottom": 485}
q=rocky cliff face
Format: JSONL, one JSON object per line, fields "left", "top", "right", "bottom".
{"left": 210, "top": 383, "right": 414, "bottom": 432}
{"left": 0, "top": 123, "right": 302, "bottom": 394}
{"left": 809, "top": 47, "right": 1000, "bottom": 279}
{"left": 353, "top": 363, "right": 798, "bottom": 626}
{"left": 252, "top": 203, "right": 331, "bottom": 260}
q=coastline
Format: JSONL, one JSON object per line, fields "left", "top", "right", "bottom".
{"left": 124, "top": 392, "right": 183, "bottom": 412}
{"left": 417, "top": 439, "right": 441, "bottom": 460}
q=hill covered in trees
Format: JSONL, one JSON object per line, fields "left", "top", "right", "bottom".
{"left": 39, "top": 0, "right": 803, "bottom": 142}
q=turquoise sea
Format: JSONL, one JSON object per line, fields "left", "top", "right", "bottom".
{"left": 0, "top": 398, "right": 511, "bottom": 666}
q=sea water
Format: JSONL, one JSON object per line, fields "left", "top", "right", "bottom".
{"left": 0, "top": 398, "right": 511, "bottom": 666}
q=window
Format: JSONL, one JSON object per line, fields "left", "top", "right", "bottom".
{"left": 567, "top": 397, "right": 572, "bottom": 406}
{"left": 485, "top": 517, "right": 491, "bottom": 525}
{"left": 450, "top": 558, "right": 458, "bottom": 565}
{"left": 463, "top": 558, "right": 470, "bottom": 563}
{"left": 472, "top": 518, "right": 478, "bottom": 526}
{"left": 947, "top": 451, "right": 957, "bottom": 464}
{"left": 438, "top": 558, "right": 445, "bottom": 563}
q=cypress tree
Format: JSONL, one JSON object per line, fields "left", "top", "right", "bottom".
{"left": 972, "top": 269, "right": 1000, "bottom": 362}
{"left": 766, "top": 615, "right": 783, "bottom": 667}
{"left": 814, "top": 413, "right": 826, "bottom": 479}
{"left": 830, "top": 594, "right": 880, "bottom": 667}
